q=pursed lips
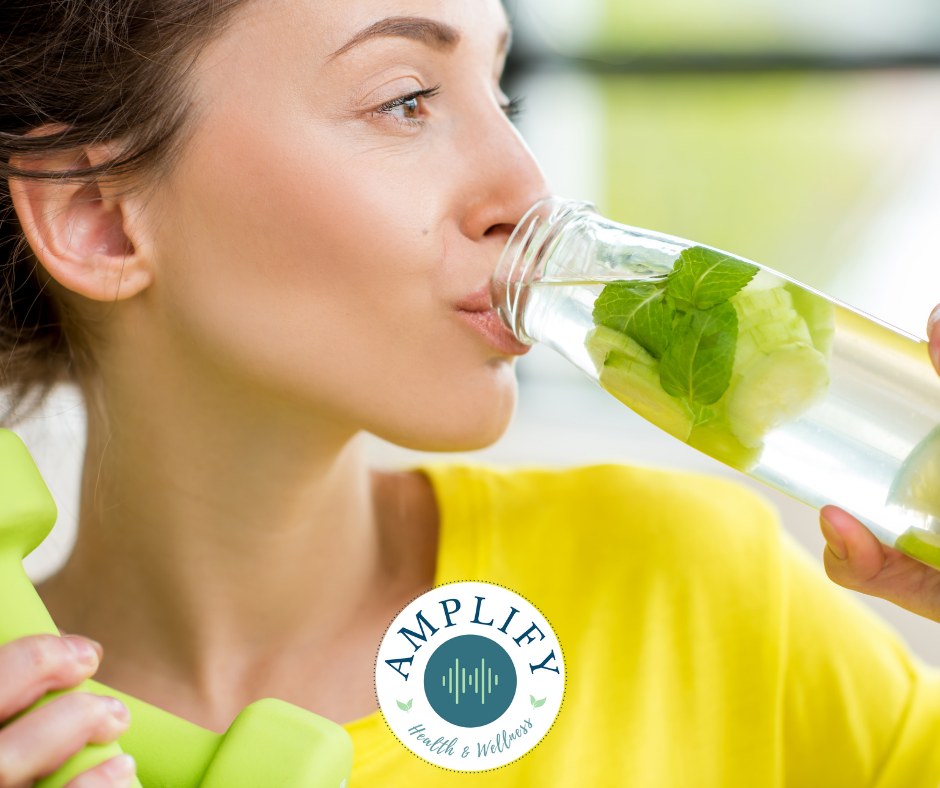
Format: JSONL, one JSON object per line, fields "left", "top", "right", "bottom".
{"left": 454, "top": 284, "right": 531, "bottom": 356}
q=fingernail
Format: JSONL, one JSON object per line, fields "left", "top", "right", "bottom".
{"left": 65, "top": 636, "right": 99, "bottom": 668}
{"left": 821, "top": 514, "right": 848, "bottom": 560}
{"left": 103, "top": 696, "right": 131, "bottom": 724}
{"left": 102, "top": 754, "right": 136, "bottom": 780}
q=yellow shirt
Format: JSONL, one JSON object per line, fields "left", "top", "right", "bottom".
{"left": 343, "top": 464, "right": 940, "bottom": 787}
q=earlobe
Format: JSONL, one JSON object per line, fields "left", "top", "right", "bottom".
{"left": 7, "top": 146, "right": 153, "bottom": 303}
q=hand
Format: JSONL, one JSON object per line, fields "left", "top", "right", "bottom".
{"left": 0, "top": 633, "right": 136, "bottom": 788}
{"left": 820, "top": 304, "right": 940, "bottom": 624}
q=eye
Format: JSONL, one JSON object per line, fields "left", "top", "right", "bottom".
{"left": 389, "top": 96, "right": 419, "bottom": 120}
{"left": 378, "top": 85, "right": 441, "bottom": 123}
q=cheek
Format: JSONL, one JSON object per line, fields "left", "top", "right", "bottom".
{"left": 148, "top": 113, "right": 516, "bottom": 448}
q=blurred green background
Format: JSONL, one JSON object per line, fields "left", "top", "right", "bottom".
{"left": 599, "top": 71, "right": 935, "bottom": 291}
{"left": 506, "top": 0, "right": 940, "bottom": 336}
{"left": 594, "top": 0, "right": 940, "bottom": 56}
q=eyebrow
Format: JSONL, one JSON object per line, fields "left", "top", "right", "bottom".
{"left": 329, "top": 16, "right": 461, "bottom": 61}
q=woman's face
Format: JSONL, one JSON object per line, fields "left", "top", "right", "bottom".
{"left": 142, "top": 0, "right": 549, "bottom": 451}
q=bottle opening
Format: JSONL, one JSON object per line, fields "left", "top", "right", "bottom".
{"left": 491, "top": 197, "right": 597, "bottom": 343}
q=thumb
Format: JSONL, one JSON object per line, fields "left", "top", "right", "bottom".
{"left": 820, "top": 505, "right": 886, "bottom": 589}
{"left": 820, "top": 505, "right": 940, "bottom": 623}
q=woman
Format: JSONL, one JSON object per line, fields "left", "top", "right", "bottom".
{"left": 2, "top": 1, "right": 940, "bottom": 786}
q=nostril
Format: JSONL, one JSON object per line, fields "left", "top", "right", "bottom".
{"left": 484, "top": 222, "right": 516, "bottom": 239}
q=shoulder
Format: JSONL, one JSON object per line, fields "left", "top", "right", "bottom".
{"left": 425, "top": 463, "right": 784, "bottom": 586}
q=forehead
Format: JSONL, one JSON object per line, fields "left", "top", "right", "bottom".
{"left": 189, "top": 0, "right": 511, "bottom": 118}
{"left": 326, "top": 0, "right": 509, "bottom": 45}
{"left": 232, "top": 0, "right": 510, "bottom": 61}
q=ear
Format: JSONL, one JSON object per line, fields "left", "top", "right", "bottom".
{"left": 7, "top": 144, "right": 153, "bottom": 302}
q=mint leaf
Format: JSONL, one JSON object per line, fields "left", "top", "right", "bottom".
{"left": 533, "top": 697, "right": 546, "bottom": 708}
{"left": 592, "top": 282, "right": 675, "bottom": 359}
{"left": 666, "top": 246, "right": 758, "bottom": 312}
{"left": 397, "top": 699, "right": 412, "bottom": 712}
{"left": 660, "top": 302, "right": 738, "bottom": 407}
{"left": 691, "top": 402, "right": 717, "bottom": 426}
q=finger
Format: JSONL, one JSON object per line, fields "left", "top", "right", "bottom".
{"left": 927, "top": 303, "right": 940, "bottom": 372}
{"left": 820, "top": 505, "right": 887, "bottom": 587}
{"left": 0, "top": 693, "right": 130, "bottom": 788}
{"left": 64, "top": 755, "right": 137, "bottom": 788}
{"left": 821, "top": 505, "right": 940, "bottom": 622}
{"left": 0, "top": 635, "right": 100, "bottom": 721}
{"left": 63, "top": 634, "right": 104, "bottom": 664}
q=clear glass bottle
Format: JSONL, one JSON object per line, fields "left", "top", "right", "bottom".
{"left": 492, "top": 196, "right": 940, "bottom": 569}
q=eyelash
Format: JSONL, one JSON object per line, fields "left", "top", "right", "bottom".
{"left": 377, "top": 84, "right": 442, "bottom": 125}
{"left": 374, "top": 87, "right": 525, "bottom": 126}
{"left": 502, "top": 95, "right": 525, "bottom": 122}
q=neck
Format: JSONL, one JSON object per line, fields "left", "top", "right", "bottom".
{"left": 38, "top": 351, "right": 413, "bottom": 720}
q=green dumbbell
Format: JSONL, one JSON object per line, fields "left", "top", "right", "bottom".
{"left": 0, "top": 429, "right": 354, "bottom": 788}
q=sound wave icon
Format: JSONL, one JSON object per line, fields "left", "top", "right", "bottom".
{"left": 440, "top": 657, "right": 499, "bottom": 705}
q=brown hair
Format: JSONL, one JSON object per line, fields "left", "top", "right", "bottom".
{"left": 0, "top": 0, "right": 248, "bottom": 419}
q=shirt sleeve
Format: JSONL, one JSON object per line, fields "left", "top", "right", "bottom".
{"left": 780, "top": 527, "right": 940, "bottom": 787}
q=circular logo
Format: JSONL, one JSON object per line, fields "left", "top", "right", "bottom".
{"left": 375, "top": 581, "right": 565, "bottom": 772}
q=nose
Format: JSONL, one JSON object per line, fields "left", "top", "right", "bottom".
{"left": 455, "top": 99, "right": 552, "bottom": 244}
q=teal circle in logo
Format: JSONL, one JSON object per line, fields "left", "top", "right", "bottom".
{"left": 424, "top": 634, "right": 517, "bottom": 728}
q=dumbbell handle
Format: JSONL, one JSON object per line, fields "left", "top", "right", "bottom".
{"left": 0, "top": 428, "right": 142, "bottom": 788}
{"left": 0, "top": 555, "right": 146, "bottom": 788}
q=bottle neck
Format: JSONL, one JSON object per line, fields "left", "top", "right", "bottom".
{"left": 491, "top": 197, "right": 598, "bottom": 344}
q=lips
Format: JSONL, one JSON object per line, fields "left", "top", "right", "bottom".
{"left": 455, "top": 284, "right": 531, "bottom": 356}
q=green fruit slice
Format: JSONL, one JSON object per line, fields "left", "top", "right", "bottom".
{"left": 732, "top": 285, "right": 794, "bottom": 319}
{"left": 688, "top": 416, "right": 764, "bottom": 472}
{"left": 600, "top": 352, "right": 695, "bottom": 442}
{"left": 786, "top": 283, "right": 836, "bottom": 360}
{"left": 726, "top": 342, "right": 830, "bottom": 448}
{"left": 895, "top": 527, "right": 940, "bottom": 571}
{"left": 731, "top": 286, "right": 815, "bottom": 374}
{"left": 734, "top": 318, "right": 814, "bottom": 377}
{"left": 737, "top": 304, "right": 798, "bottom": 334}
{"left": 887, "top": 423, "right": 940, "bottom": 520}
{"left": 584, "top": 326, "right": 655, "bottom": 374}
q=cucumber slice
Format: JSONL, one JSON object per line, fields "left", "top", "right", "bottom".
{"left": 785, "top": 283, "right": 836, "bottom": 360}
{"left": 688, "top": 416, "right": 764, "bottom": 472}
{"left": 584, "top": 326, "right": 655, "bottom": 374}
{"left": 732, "top": 285, "right": 794, "bottom": 318}
{"left": 734, "top": 316, "right": 814, "bottom": 377}
{"left": 887, "top": 423, "right": 940, "bottom": 521}
{"left": 895, "top": 527, "right": 940, "bottom": 571}
{"left": 726, "top": 342, "right": 830, "bottom": 448}
{"left": 732, "top": 286, "right": 814, "bottom": 374}
{"left": 737, "top": 304, "right": 796, "bottom": 334}
{"left": 747, "top": 316, "right": 813, "bottom": 349}
{"left": 600, "top": 352, "right": 695, "bottom": 441}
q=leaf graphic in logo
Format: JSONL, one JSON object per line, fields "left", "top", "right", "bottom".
{"left": 530, "top": 695, "right": 546, "bottom": 709}
{"left": 406, "top": 698, "right": 413, "bottom": 710}
{"left": 397, "top": 699, "right": 412, "bottom": 712}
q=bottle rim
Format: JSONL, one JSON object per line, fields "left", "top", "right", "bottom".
{"left": 491, "top": 197, "right": 599, "bottom": 342}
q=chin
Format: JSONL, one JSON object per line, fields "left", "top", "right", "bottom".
{"left": 374, "top": 370, "right": 518, "bottom": 454}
